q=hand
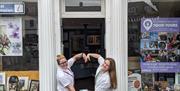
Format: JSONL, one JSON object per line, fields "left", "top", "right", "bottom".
{"left": 82, "top": 53, "right": 88, "bottom": 63}
{"left": 86, "top": 54, "right": 91, "bottom": 61}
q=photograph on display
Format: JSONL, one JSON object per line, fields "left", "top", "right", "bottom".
{"left": 158, "top": 50, "right": 168, "bottom": 62}
{"left": 18, "top": 77, "right": 29, "bottom": 91}
{"left": 150, "top": 32, "right": 158, "bottom": 41}
{"left": 141, "top": 50, "right": 159, "bottom": 62}
{"left": 29, "top": 80, "right": 39, "bottom": 91}
{"left": 140, "top": 39, "right": 150, "bottom": 49}
{"left": 149, "top": 41, "right": 158, "bottom": 50}
{"left": 167, "top": 50, "right": 180, "bottom": 62}
{"left": 7, "top": 77, "right": 18, "bottom": 91}
{"left": 158, "top": 41, "right": 167, "bottom": 50}
{"left": 0, "top": 72, "right": 5, "bottom": 85}
{"left": 167, "top": 32, "right": 180, "bottom": 50}
{"left": 140, "top": 34, "right": 179, "bottom": 61}
{"left": 158, "top": 32, "right": 168, "bottom": 41}
{"left": 141, "top": 32, "right": 150, "bottom": 39}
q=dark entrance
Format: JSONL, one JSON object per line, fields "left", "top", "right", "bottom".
{"left": 62, "top": 18, "right": 105, "bottom": 90}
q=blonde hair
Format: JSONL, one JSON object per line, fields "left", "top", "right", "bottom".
{"left": 56, "top": 54, "right": 66, "bottom": 65}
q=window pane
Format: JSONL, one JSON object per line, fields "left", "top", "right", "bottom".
{"left": 0, "top": 2, "right": 38, "bottom": 71}
{"left": 128, "top": 1, "right": 180, "bottom": 91}
{"left": 65, "top": 0, "right": 101, "bottom": 12}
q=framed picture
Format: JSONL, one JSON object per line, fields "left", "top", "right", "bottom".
{"left": 0, "top": 72, "right": 5, "bottom": 85}
{"left": 0, "top": 85, "right": 4, "bottom": 91}
{"left": 6, "top": 76, "right": 29, "bottom": 91}
{"left": 7, "top": 76, "right": 18, "bottom": 91}
{"left": 25, "top": 18, "right": 38, "bottom": 30}
{"left": 29, "top": 80, "right": 39, "bottom": 91}
{"left": 18, "top": 77, "right": 29, "bottom": 91}
{"left": 25, "top": 3, "right": 38, "bottom": 16}
{"left": 87, "top": 35, "right": 100, "bottom": 45}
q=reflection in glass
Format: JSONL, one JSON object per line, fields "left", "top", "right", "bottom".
{"left": 128, "top": 0, "right": 180, "bottom": 91}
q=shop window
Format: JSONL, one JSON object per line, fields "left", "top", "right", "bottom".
{"left": 128, "top": 1, "right": 180, "bottom": 91}
{"left": 0, "top": 2, "right": 38, "bottom": 71}
{"left": 0, "top": 2, "right": 39, "bottom": 91}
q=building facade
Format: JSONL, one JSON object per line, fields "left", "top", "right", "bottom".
{"left": 0, "top": 0, "right": 180, "bottom": 91}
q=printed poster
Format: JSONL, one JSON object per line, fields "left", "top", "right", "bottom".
{"left": 0, "top": 17, "right": 23, "bottom": 56}
{"left": 140, "top": 18, "right": 180, "bottom": 73}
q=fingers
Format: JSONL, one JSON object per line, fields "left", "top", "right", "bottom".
{"left": 82, "top": 53, "right": 88, "bottom": 63}
{"left": 86, "top": 54, "right": 91, "bottom": 61}
{"left": 81, "top": 53, "right": 91, "bottom": 63}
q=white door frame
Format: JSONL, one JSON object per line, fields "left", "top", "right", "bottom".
{"left": 38, "top": 0, "right": 128, "bottom": 90}
{"left": 61, "top": 0, "right": 105, "bottom": 18}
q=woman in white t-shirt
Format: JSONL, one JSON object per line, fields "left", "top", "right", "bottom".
{"left": 56, "top": 53, "right": 87, "bottom": 91}
{"left": 87, "top": 53, "right": 117, "bottom": 91}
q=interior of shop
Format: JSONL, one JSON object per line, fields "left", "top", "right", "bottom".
{"left": 62, "top": 18, "right": 105, "bottom": 90}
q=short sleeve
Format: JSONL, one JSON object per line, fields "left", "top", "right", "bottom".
{"left": 68, "top": 58, "right": 75, "bottom": 67}
{"left": 98, "top": 56, "right": 105, "bottom": 65}
{"left": 57, "top": 73, "right": 71, "bottom": 87}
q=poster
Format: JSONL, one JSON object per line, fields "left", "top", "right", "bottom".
{"left": 0, "top": 17, "right": 23, "bottom": 56}
{"left": 140, "top": 18, "right": 180, "bottom": 73}
{"left": 128, "top": 73, "right": 141, "bottom": 91}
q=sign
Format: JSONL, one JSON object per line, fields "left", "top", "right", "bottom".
{"left": 141, "top": 18, "right": 179, "bottom": 32}
{"left": 128, "top": 73, "right": 141, "bottom": 91}
{"left": 140, "top": 18, "right": 180, "bottom": 73}
{"left": 0, "top": 2, "right": 25, "bottom": 14}
{"left": 141, "top": 62, "right": 180, "bottom": 73}
{"left": 0, "top": 17, "right": 23, "bottom": 56}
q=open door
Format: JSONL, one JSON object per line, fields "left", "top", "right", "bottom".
{"left": 62, "top": 18, "right": 105, "bottom": 90}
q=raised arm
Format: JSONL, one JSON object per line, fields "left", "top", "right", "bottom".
{"left": 68, "top": 53, "right": 87, "bottom": 67}
{"left": 72, "top": 53, "right": 87, "bottom": 62}
{"left": 87, "top": 53, "right": 101, "bottom": 60}
{"left": 87, "top": 53, "right": 105, "bottom": 65}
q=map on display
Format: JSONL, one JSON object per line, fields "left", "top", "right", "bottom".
{"left": 140, "top": 18, "right": 180, "bottom": 73}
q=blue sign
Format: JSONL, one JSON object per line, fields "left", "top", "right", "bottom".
{"left": 0, "top": 2, "right": 25, "bottom": 14}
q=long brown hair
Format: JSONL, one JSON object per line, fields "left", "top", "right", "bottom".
{"left": 105, "top": 58, "right": 117, "bottom": 89}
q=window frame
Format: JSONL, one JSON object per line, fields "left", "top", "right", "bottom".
{"left": 61, "top": 0, "right": 105, "bottom": 18}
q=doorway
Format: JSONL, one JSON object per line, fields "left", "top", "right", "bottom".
{"left": 62, "top": 18, "right": 105, "bottom": 90}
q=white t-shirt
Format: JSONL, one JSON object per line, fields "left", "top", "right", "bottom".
{"left": 95, "top": 56, "right": 111, "bottom": 91}
{"left": 57, "top": 58, "right": 75, "bottom": 91}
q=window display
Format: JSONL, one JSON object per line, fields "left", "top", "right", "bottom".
{"left": 0, "top": 18, "right": 23, "bottom": 56}
{"left": 128, "top": 1, "right": 180, "bottom": 91}
{"left": 140, "top": 18, "right": 180, "bottom": 73}
{"left": 0, "top": 2, "right": 39, "bottom": 91}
